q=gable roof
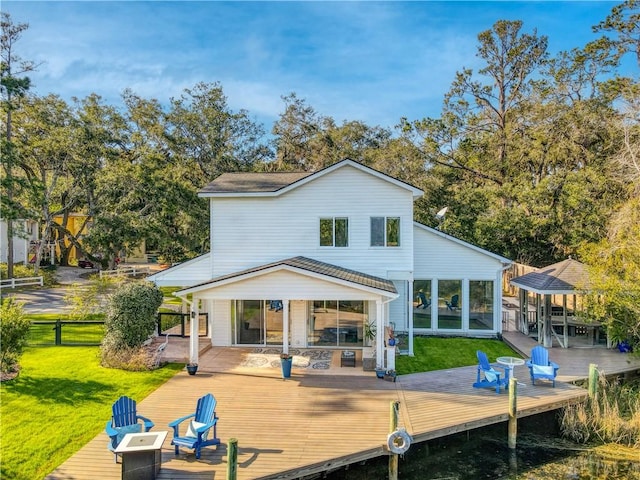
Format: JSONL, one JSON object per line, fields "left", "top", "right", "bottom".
{"left": 177, "top": 255, "right": 398, "bottom": 296}
{"left": 198, "top": 159, "right": 423, "bottom": 199}
{"left": 413, "top": 222, "right": 513, "bottom": 265}
{"left": 510, "top": 258, "right": 590, "bottom": 295}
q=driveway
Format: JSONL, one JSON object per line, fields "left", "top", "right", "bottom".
{"left": 2, "top": 266, "right": 95, "bottom": 313}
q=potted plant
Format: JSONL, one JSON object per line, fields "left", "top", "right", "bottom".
{"left": 186, "top": 362, "right": 198, "bottom": 375}
{"left": 280, "top": 353, "right": 293, "bottom": 379}
{"left": 362, "top": 321, "right": 377, "bottom": 371}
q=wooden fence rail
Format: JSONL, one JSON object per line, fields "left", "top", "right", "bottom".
{"left": 0, "top": 276, "right": 43, "bottom": 289}
{"left": 99, "top": 265, "right": 150, "bottom": 278}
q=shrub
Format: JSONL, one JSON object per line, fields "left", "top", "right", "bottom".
{"left": 0, "top": 298, "right": 31, "bottom": 374}
{"left": 101, "top": 281, "right": 163, "bottom": 369}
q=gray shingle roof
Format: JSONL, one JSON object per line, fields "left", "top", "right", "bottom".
{"left": 510, "top": 258, "right": 590, "bottom": 294}
{"left": 182, "top": 256, "right": 397, "bottom": 295}
{"left": 199, "top": 172, "right": 312, "bottom": 194}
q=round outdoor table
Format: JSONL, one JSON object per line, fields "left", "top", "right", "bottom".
{"left": 496, "top": 356, "right": 526, "bottom": 386}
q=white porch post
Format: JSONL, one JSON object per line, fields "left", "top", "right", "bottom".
{"left": 376, "top": 299, "right": 384, "bottom": 369}
{"left": 190, "top": 300, "right": 199, "bottom": 364}
{"left": 408, "top": 279, "right": 414, "bottom": 356}
{"left": 282, "top": 299, "right": 290, "bottom": 354}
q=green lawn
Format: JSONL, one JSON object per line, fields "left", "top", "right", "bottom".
{"left": 395, "top": 336, "right": 519, "bottom": 374}
{"left": 0, "top": 347, "right": 183, "bottom": 480}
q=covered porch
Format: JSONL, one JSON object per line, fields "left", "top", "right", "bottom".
{"left": 175, "top": 256, "right": 398, "bottom": 369}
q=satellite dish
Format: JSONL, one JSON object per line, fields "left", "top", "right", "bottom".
{"left": 435, "top": 207, "right": 448, "bottom": 221}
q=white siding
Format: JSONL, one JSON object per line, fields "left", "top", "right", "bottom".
{"left": 210, "top": 299, "right": 231, "bottom": 347}
{"left": 210, "top": 164, "right": 414, "bottom": 279}
{"left": 290, "top": 300, "right": 307, "bottom": 348}
{"left": 413, "top": 226, "right": 505, "bottom": 279}
{"left": 147, "top": 253, "right": 212, "bottom": 287}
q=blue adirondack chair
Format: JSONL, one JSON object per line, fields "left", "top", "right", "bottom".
{"left": 416, "top": 291, "right": 430, "bottom": 309}
{"left": 105, "top": 396, "right": 154, "bottom": 461}
{"left": 473, "top": 350, "right": 507, "bottom": 393}
{"left": 169, "top": 393, "right": 220, "bottom": 459}
{"left": 525, "top": 345, "right": 559, "bottom": 387}
{"left": 445, "top": 294, "right": 459, "bottom": 311}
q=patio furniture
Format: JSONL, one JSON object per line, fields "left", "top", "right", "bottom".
{"left": 106, "top": 396, "right": 155, "bottom": 462}
{"left": 445, "top": 294, "right": 459, "bottom": 311}
{"left": 169, "top": 393, "right": 220, "bottom": 459}
{"left": 525, "top": 345, "right": 559, "bottom": 387}
{"left": 473, "top": 350, "right": 507, "bottom": 393}
{"left": 416, "top": 291, "right": 430, "bottom": 309}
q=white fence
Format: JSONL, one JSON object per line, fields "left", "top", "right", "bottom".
{"left": 99, "top": 265, "right": 150, "bottom": 279}
{"left": 0, "top": 276, "right": 44, "bottom": 289}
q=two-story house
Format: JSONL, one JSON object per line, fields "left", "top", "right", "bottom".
{"left": 148, "top": 159, "right": 512, "bottom": 367}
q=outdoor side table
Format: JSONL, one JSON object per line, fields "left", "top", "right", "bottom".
{"left": 115, "top": 431, "right": 167, "bottom": 480}
{"left": 341, "top": 350, "right": 356, "bottom": 367}
{"left": 496, "top": 356, "right": 526, "bottom": 386}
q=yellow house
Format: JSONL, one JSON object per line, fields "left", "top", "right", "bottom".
{"left": 51, "top": 213, "right": 151, "bottom": 265}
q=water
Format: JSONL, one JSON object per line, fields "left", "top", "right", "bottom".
{"left": 324, "top": 417, "right": 640, "bottom": 479}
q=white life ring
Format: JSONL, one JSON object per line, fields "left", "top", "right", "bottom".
{"left": 386, "top": 428, "right": 412, "bottom": 455}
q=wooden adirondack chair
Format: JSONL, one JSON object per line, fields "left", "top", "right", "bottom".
{"left": 105, "top": 396, "right": 154, "bottom": 461}
{"left": 473, "top": 350, "right": 507, "bottom": 393}
{"left": 416, "top": 291, "right": 430, "bottom": 309}
{"left": 525, "top": 345, "right": 559, "bottom": 387}
{"left": 169, "top": 393, "right": 220, "bottom": 459}
{"left": 445, "top": 294, "right": 459, "bottom": 311}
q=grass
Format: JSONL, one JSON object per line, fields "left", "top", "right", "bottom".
{"left": 0, "top": 347, "right": 183, "bottom": 480}
{"left": 395, "top": 336, "right": 519, "bottom": 374}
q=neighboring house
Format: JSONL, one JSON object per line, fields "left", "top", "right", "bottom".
{"left": 148, "top": 160, "right": 512, "bottom": 367}
{"left": 0, "top": 219, "right": 39, "bottom": 265}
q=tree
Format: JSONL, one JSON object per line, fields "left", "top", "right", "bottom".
{"left": 11, "top": 95, "right": 81, "bottom": 272}
{"left": 593, "top": 0, "right": 640, "bottom": 70}
{"left": 579, "top": 96, "right": 640, "bottom": 353}
{"left": 1, "top": 12, "right": 38, "bottom": 278}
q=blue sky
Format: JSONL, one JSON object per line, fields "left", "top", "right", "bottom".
{"left": 3, "top": 1, "right": 625, "bottom": 132}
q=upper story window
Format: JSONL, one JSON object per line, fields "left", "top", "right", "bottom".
{"left": 371, "top": 217, "right": 400, "bottom": 247}
{"left": 320, "top": 217, "right": 348, "bottom": 247}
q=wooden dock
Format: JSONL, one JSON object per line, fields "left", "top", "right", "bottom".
{"left": 46, "top": 341, "right": 639, "bottom": 480}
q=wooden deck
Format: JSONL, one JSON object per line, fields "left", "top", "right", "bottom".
{"left": 46, "top": 338, "right": 640, "bottom": 480}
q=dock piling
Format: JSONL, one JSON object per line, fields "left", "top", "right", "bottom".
{"left": 508, "top": 377, "right": 517, "bottom": 449}
{"left": 588, "top": 363, "right": 598, "bottom": 399}
{"left": 227, "top": 438, "right": 238, "bottom": 480}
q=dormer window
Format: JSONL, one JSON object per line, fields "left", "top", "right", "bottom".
{"left": 320, "top": 217, "right": 348, "bottom": 247}
{"left": 371, "top": 217, "right": 400, "bottom": 247}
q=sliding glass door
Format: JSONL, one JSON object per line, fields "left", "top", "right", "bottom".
{"left": 233, "top": 300, "right": 284, "bottom": 345}
{"left": 307, "top": 300, "right": 367, "bottom": 347}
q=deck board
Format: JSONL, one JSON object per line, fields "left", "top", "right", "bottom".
{"left": 46, "top": 342, "right": 639, "bottom": 480}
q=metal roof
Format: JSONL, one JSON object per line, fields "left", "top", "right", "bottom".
{"left": 178, "top": 256, "right": 398, "bottom": 295}
{"left": 510, "top": 258, "right": 590, "bottom": 295}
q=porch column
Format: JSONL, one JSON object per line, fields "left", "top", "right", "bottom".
{"left": 543, "top": 295, "right": 553, "bottom": 348}
{"left": 376, "top": 299, "right": 384, "bottom": 369}
{"left": 282, "top": 299, "right": 290, "bottom": 354}
{"left": 190, "top": 300, "right": 199, "bottom": 364}
{"left": 408, "top": 280, "right": 414, "bottom": 356}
